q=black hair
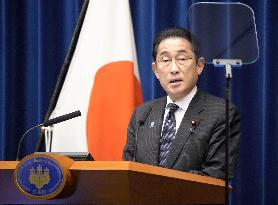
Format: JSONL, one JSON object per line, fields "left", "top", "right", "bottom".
{"left": 152, "top": 27, "right": 200, "bottom": 61}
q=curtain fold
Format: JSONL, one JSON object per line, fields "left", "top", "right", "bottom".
{"left": 1, "top": 0, "right": 277, "bottom": 204}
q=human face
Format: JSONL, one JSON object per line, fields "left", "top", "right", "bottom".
{"left": 152, "top": 37, "right": 205, "bottom": 102}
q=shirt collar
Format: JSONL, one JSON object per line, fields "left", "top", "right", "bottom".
{"left": 166, "top": 86, "right": 197, "bottom": 111}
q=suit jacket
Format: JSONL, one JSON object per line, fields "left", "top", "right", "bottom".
{"left": 123, "top": 89, "right": 240, "bottom": 180}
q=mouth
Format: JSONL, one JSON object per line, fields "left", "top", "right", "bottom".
{"left": 169, "top": 79, "right": 183, "bottom": 84}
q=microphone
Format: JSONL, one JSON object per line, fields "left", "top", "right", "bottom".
{"left": 133, "top": 106, "right": 152, "bottom": 162}
{"left": 16, "top": 110, "right": 81, "bottom": 161}
{"left": 40, "top": 110, "right": 81, "bottom": 127}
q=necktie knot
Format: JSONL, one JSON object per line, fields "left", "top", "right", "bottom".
{"left": 167, "top": 103, "right": 179, "bottom": 113}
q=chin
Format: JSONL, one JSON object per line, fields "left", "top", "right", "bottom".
{"left": 168, "top": 93, "right": 182, "bottom": 101}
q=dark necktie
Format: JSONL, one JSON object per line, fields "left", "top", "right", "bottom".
{"left": 159, "top": 103, "right": 179, "bottom": 166}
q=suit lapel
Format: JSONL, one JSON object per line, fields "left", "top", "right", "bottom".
{"left": 164, "top": 90, "right": 205, "bottom": 168}
{"left": 141, "top": 97, "right": 166, "bottom": 165}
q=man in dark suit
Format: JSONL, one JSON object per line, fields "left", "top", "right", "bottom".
{"left": 123, "top": 28, "right": 240, "bottom": 180}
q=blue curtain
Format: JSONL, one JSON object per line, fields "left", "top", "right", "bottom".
{"left": 1, "top": 0, "right": 277, "bottom": 204}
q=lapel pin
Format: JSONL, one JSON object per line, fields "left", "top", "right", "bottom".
{"left": 150, "top": 121, "right": 154, "bottom": 128}
{"left": 191, "top": 120, "right": 197, "bottom": 128}
{"left": 190, "top": 119, "right": 198, "bottom": 133}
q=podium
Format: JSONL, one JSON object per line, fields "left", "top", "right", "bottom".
{"left": 0, "top": 160, "right": 226, "bottom": 204}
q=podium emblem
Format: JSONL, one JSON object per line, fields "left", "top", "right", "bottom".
{"left": 14, "top": 154, "right": 66, "bottom": 200}
{"left": 29, "top": 164, "right": 50, "bottom": 189}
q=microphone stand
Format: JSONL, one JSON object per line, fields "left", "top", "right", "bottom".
{"left": 213, "top": 59, "right": 242, "bottom": 205}
{"left": 43, "top": 125, "right": 54, "bottom": 152}
{"left": 16, "top": 110, "right": 81, "bottom": 160}
{"left": 225, "top": 64, "right": 231, "bottom": 205}
{"left": 16, "top": 125, "right": 42, "bottom": 160}
{"left": 133, "top": 121, "right": 143, "bottom": 162}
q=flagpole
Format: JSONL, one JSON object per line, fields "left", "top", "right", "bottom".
{"left": 34, "top": 0, "right": 90, "bottom": 152}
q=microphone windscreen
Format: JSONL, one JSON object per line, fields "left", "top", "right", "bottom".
{"left": 43, "top": 110, "right": 81, "bottom": 127}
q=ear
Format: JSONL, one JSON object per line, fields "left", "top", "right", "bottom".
{"left": 196, "top": 57, "right": 205, "bottom": 75}
{"left": 152, "top": 62, "right": 159, "bottom": 79}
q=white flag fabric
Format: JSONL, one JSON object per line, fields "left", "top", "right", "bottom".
{"left": 50, "top": 0, "right": 142, "bottom": 160}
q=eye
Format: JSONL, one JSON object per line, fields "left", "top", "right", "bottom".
{"left": 160, "top": 56, "right": 171, "bottom": 63}
{"left": 177, "top": 56, "right": 187, "bottom": 61}
{"left": 177, "top": 56, "right": 192, "bottom": 64}
{"left": 177, "top": 56, "right": 186, "bottom": 63}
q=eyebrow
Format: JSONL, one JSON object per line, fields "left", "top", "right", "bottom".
{"left": 159, "top": 50, "right": 188, "bottom": 56}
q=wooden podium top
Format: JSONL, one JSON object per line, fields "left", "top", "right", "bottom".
{"left": 0, "top": 161, "right": 225, "bottom": 204}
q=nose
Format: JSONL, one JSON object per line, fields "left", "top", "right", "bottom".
{"left": 169, "top": 59, "right": 180, "bottom": 73}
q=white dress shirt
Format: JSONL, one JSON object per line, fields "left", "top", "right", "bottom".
{"left": 161, "top": 86, "right": 197, "bottom": 135}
